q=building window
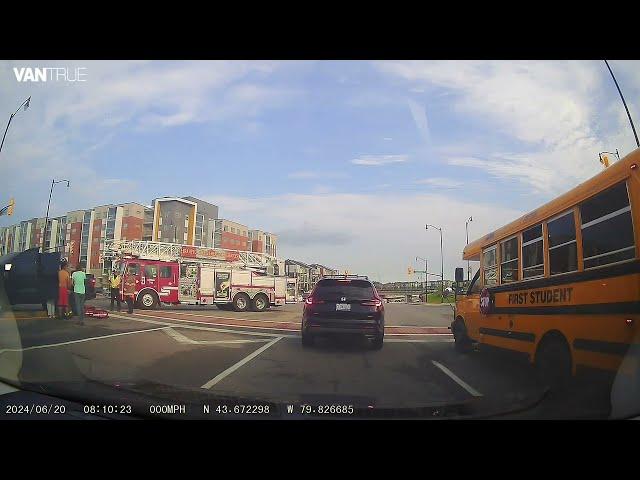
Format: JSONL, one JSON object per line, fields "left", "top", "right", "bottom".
{"left": 580, "top": 181, "right": 635, "bottom": 269}
{"left": 500, "top": 237, "right": 519, "bottom": 283}
{"left": 547, "top": 211, "right": 577, "bottom": 275}
{"left": 482, "top": 245, "right": 498, "bottom": 286}
{"left": 522, "top": 224, "right": 544, "bottom": 279}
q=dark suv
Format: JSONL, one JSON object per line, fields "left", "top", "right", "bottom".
{"left": 301, "top": 276, "right": 385, "bottom": 349}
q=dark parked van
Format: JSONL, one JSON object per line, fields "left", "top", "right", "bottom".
{"left": 0, "top": 249, "right": 95, "bottom": 309}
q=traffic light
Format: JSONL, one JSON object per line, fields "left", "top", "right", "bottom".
{"left": 7, "top": 198, "right": 15, "bottom": 216}
{"left": 407, "top": 266, "right": 414, "bottom": 276}
{"left": 600, "top": 154, "right": 610, "bottom": 168}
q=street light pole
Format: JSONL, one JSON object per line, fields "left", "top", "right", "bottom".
{"left": 0, "top": 96, "right": 31, "bottom": 157}
{"left": 604, "top": 60, "right": 640, "bottom": 148}
{"left": 426, "top": 224, "right": 444, "bottom": 303}
{"left": 465, "top": 216, "right": 473, "bottom": 281}
{"left": 416, "top": 256, "right": 428, "bottom": 301}
{"left": 42, "top": 179, "right": 70, "bottom": 252}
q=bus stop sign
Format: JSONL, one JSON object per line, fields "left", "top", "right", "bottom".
{"left": 480, "top": 287, "right": 492, "bottom": 315}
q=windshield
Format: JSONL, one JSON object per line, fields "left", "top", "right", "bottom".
{"left": 1, "top": 60, "right": 639, "bottom": 421}
{"left": 313, "top": 280, "right": 376, "bottom": 301}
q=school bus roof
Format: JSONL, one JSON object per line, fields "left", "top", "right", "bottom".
{"left": 463, "top": 148, "right": 640, "bottom": 261}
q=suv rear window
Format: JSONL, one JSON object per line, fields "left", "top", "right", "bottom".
{"left": 314, "top": 279, "right": 375, "bottom": 301}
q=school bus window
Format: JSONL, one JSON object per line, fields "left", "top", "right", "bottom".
{"left": 482, "top": 245, "right": 498, "bottom": 286}
{"left": 500, "top": 236, "right": 519, "bottom": 283}
{"left": 580, "top": 181, "right": 636, "bottom": 269}
{"left": 522, "top": 223, "right": 544, "bottom": 279}
{"left": 467, "top": 269, "right": 481, "bottom": 294}
{"left": 547, "top": 211, "right": 578, "bottom": 275}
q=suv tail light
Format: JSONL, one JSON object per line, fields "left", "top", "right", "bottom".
{"left": 361, "top": 298, "right": 383, "bottom": 309}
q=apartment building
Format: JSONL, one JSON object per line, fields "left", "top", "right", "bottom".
{"left": 1, "top": 195, "right": 278, "bottom": 286}
{"left": 285, "top": 259, "right": 311, "bottom": 295}
{"left": 309, "top": 263, "right": 338, "bottom": 284}
{"left": 152, "top": 197, "right": 219, "bottom": 247}
{"left": 214, "top": 219, "right": 250, "bottom": 251}
{"left": 249, "top": 229, "right": 278, "bottom": 257}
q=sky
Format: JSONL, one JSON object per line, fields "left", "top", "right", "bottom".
{"left": 1, "top": 60, "right": 639, "bottom": 283}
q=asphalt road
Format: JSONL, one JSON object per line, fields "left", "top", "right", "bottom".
{"left": 0, "top": 299, "right": 615, "bottom": 419}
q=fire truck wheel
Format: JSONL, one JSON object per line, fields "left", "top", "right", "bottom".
{"left": 252, "top": 294, "right": 269, "bottom": 312}
{"left": 233, "top": 293, "right": 250, "bottom": 312}
{"left": 139, "top": 290, "right": 159, "bottom": 309}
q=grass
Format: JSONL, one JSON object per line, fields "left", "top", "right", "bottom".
{"left": 426, "top": 293, "right": 455, "bottom": 304}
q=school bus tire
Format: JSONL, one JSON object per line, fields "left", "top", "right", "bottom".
{"left": 534, "top": 332, "right": 572, "bottom": 391}
{"left": 233, "top": 293, "right": 251, "bottom": 312}
{"left": 138, "top": 290, "right": 159, "bottom": 310}
{"left": 453, "top": 317, "right": 473, "bottom": 353}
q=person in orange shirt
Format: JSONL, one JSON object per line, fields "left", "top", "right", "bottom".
{"left": 57, "top": 260, "right": 72, "bottom": 319}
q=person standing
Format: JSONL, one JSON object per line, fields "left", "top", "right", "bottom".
{"left": 71, "top": 261, "right": 87, "bottom": 325}
{"left": 123, "top": 267, "right": 136, "bottom": 314}
{"left": 109, "top": 269, "right": 122, "bottom": 312}
{"left": 57, "top": 260, "right": 72, "bottom": 319}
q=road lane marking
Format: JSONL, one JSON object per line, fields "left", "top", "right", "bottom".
{"left": 201, "top": 336, "right": 283, "bottom": 389}
{"left": 0, "top": 327, "right": 170, "bottom": 355}
{"left": 163, "top": 327, "right": 271, "bottom": 345}
{"left": 431, "top": 360, "right": 483, "bottom": 397}
{"left": 153, "top": 310, "right": 301, "bottom": 325}
{"left": 110, "top": 313, "right": 297, "bottom": 338}
{"left": 123, "top": 312, "right": 452, "bottom": 336}
{"left": 124, "top": 312, "right": 300, "bottom": 334}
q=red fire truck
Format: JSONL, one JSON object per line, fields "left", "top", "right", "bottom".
{"left": 105, "top": 241, "right": 292, "bottom": 312}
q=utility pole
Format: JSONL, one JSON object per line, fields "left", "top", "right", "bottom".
{"left": 0, "top": 96, "right": 31, "bottom": 157}
{"left": 604, "top": 60, "right": 639, "bottom": 148}
{"left": 42, "top": 179, "right": 70, "bottom": 252}
{"left": 427, "top": 224, "right": 444, "bottom": 303}
{"left": 416, "top": 256, "right": 428, "bottom": 301}
{"left": 465, "top": 216, "right": 473, "bottom": 281}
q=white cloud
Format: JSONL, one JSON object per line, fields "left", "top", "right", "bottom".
{"left": 202, "top": 191, "right": 523, "bottom": 283}
{"left": 0, "top": 60, "right": 300, "bottom": 225}
{"left": 415, "top": 177, "right": 463, "bottom": 188}
{"left": 351, "top": 154, "right": 409, "bottom": 166}
{"left": 373, "top": 60, "right": 640, "bottom": 195}
{"left": 407, "top": 98, "right": 430, "bottom": 144}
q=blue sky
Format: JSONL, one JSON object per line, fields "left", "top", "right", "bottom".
{"left": 1, "top": 60, "right": 639, "bottom": 282}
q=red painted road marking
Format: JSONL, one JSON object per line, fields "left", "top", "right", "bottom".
{"left": 128, "top": 310, "right": 452, "bottom": 335}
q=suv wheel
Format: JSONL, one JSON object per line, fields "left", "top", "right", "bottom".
{"left": 371, "top": 334, "right": 384, "bottom": 350}
{"left": 302, "top": 330, "right": 315, "bottom": 347}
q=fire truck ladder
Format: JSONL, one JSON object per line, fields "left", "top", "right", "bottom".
{"left": 103, "top": 240, "right": 279, "bottom": 271}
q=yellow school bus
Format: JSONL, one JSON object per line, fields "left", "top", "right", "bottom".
{"left": 452, "top": 148, "right": 640, "bottom": 387}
